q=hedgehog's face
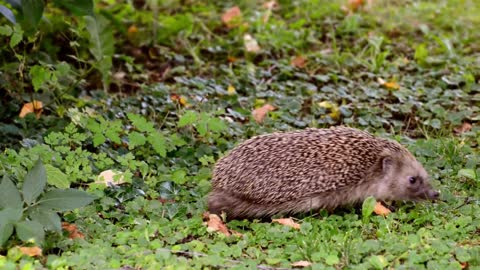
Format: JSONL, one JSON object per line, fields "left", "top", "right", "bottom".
{"left": 376, "top": 155, "right": 440, "bottom": 201}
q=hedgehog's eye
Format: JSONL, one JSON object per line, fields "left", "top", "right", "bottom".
{"left": 408, "top": 176, "right": 417, "bottom": 184}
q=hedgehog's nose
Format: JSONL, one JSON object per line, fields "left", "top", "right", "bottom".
{"left": 428, "top": 190, "right": 440, "bottom": 199}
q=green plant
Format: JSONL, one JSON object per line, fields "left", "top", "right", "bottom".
{"left": 0, "top": 159, "right": 96, "bottom": 247}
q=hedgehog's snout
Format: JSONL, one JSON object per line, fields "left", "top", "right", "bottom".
{"left": 427, "top": 189, "right": 440, "bottom": 200}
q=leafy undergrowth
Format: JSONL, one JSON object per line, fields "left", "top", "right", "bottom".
{"left": 1, "top": 0, "right": 480, "bottom": 269}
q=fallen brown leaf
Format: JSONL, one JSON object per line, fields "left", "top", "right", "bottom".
{"left": 291, "top": 260, "right": 312, "bottom": 267}
{"left": 19, "top": 100, "right": 43, "bottom": 119}
{"left": 272, "top": 218, "right": 301, "bottom": 230}
{"left": 204, "top": 213, "right": 242, "bottom": 237}
{"left": 291, "top": 56, "right": 307, "bottom": 68}
{"left": 373, "top": 202, "right": 391, "bottom": 216}
{"left": 252, "top": 104, "right": 275, "bottom": 123}
{"left": 378, "top": 78, "right": 400, "bottom": 90}
{"left": 222, "top": 6, "right": 242, "bottom": 28}
{"left": 62, "top": 222, "right": 85, "bottom": 239}
{"left": 18, "top": 246, "right": 42, "bottom": 257}
{"left": 454, "top": 122, "right": 472, "bottom": 135}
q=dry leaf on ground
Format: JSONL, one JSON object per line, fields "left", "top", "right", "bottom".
{"left": 18, "top": 246, "right": 42, "bottom": 257}
{"left": 244, "top": 34, "right": 261, "bottom": 53}
{"left": 291, "top": 56, "right": 307, "bottom": 68}
{"left": 454, "top": 122, "right": 472, "bottom": 135}
{"left": 19, "top": 100, "right": 43, "bottom": 119}
{"left": 291, "top": 260, "right": 312, "bottom": 267}
{"left": 378, "top": 78, "right": 400, "bottom": 90}
{"left": 252, "top": 104, "right": 275, "bottom": 123}
{"left": 222, "top": 6, "right": 242, "bottom": 28}
{"left": 95, "top": 170, "right": 126, "bottom": 186}
{"left": 203, "top": 213, "right": 242, "bottom": 237}
{"left": 262, "top": 1, "right": 278, "bottom": 23}
{"left": 170, "top": 93, "right": 190, "bottom": 107}
{"left": 62, "top": 222, "right": 85, "bottom": 239}
{"left": 373, "top": 202, "right": 391, "bottom": 216}
{"left": 272, "top": 218, "right": 301, "bottom": 230}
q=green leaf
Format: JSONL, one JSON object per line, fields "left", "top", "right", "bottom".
{"left": 458, "top": 169, "right": 477, "bottom": 180}
{"left": 105, "top": 128, "right": 121, "bottom": 144}
{"left": 85, "top": 14, "right": 114, "bottom": 62}
{"left": 0, "top": 207, "right": 22, "bottom": 245}
{"left": 0, "top": 175, "right": 22, "bottom": 209}
{"left": 148, "top": 133, "right": 166, "bottom": 157}
{"left": 207, "top": 117, "right": 227, "bottom": 133}
{"left": 38, "top": 189, "right": 96, "bottom": 211}
{"left": 29, "top": 65, "right": 50, "bottom": 91}
{"left": 44, "top": 164, "right": 70, "bottom": 189}
{"left": 0, "top": 208, "right": 23, "bottom": 224}
{"left": 93, "top": 132, "right": 106, "bottom": 147}
{"left": 368, "top": 255, "right": 388, "bottom": 270}
{"left": 0, "top": 25, "right": 13, "bottom": 36}
{"left": 21, "top": 0, "right": 44, "bottom": 32}
{"left": 171, "top": 170, "right": 187, "bottom": 184}
{"left": 362, "top": 196, "right": 377, "bottom": 221}
{"left": 15, "top": 220, "right": 44, "bottom": 244}
{"left": 127, "top": 113, "right": 155, "bottom": 133}
{"left": 325, "top": 254, "right": 339, "bottom": 265}
{"left": 29, "top": 208, "right": 61, "bottom": 233}
{"left": 22, "top": 159, "right": 47, "bottom": 205}
{"left": 128, "top": 132, "right": 146, "bottom": 149}
{"left": 0, "top": 5, "right": 16, "bottom": 24}
{"left": 414, "top": 44, "right": 428, "bottom": 64}
{"left": 52, "top": 0, "right": 93, "bottom": 16}
{"left": 0, "top": 223, "right": 14, "bottom": 246}
{"left": 10, "top": 28, "right": 22, "bottom": 47}
{"left": 178, "top": 111, "right": 198, "bottom": 127}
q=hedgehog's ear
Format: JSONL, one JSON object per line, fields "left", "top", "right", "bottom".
{"left": 381, "top": 156, "right": 393, "bottom": 172}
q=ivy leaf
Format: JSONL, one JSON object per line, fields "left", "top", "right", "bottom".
{"left": 0, "top": 175, "right": 23, "bottom": 209}
{"left": 22, "top": 159, "right": 47, "bottom": 205}
{"left": 44, "top": 164, "right": 70, "bottom": 189}
{"left": 38, "top": 189, "right": 96, "bottom": 211}
{"left": 29, "top": 208, "right": 62, "bottom": 233}
{"left": 178, "top": 111, "right": 198, "bottom": 127}
{"left": 15, "top": 220, "right": 45, "bottom": 244}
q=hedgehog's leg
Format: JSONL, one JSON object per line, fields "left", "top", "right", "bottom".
{"left": 208, "top": 189, "right": 273, "bottom": 220}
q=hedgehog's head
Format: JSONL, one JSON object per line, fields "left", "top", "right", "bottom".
{"left": 373, "top": 150, "right": 440, "bottom": 201}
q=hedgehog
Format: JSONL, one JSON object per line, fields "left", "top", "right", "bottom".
{"left": 208, "top": 126, "right": 439, "bottom": 220}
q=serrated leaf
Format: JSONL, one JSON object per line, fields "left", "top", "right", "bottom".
{"left": 0, "top": 5, "right": 16, "bottom": 24}
{"left": 105, "top": 129, "right": 121, "bottom": 144}
{"left": 22, "top": 159, "right": 47, "bottom": 205}
{"left": 10, "top": 30, "right": 22, "bottom": 47}
{"left": 52, "top": 0, "right": 93, "bottom": 16}
{"left": 207, "top": 117, "right": 227, "bottom": 133}
{"left": 29, "top": 65, "right": 50, "bottom": 91}
{"left": 458, "top": 169, "right": 476, "bottom": 180}
{"left": 38, "top": 189, "right": 96, "bottom": 211}
{"left": 128, "top": 131, "right": 146, "bottom": 149}
{"left": 171, "top": 170, "right": 187, "bottom": 184}
{"left": 362, "top": 196, "right": 377, "bottom": 221}
{"left": 178, "top": 111, "right": 198, "bottom": 127}
{"left": 29, "top": 208, "right": 61, "bottom": 233}
{"left": 148, "top": 133, "right": 166, "bottom": 157}
{"left": 93, "top": 132, "right": 106, "bottom": 147}
{"left": 0, "top": 175, "right": 22, "bottom": 209}
{"left": 127, "top": 113, "right": 155, "bottom": 133}
{"left": 21, "top": 0, "right": 44, "bottom": 32}
{"left": 0, "top": 24, "right": 13, "bottom": 36}
{"left": 44, "top": 164, "right": 70, "bottom": 189}
{"left": 15, "top": 220, "right": 44, "bottom": 244}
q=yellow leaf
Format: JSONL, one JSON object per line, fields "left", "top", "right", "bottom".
{"left": 19, "top": 100, "right": 43, "bottom": 119}
{"left": 373, "top": 202, "right": 391, "bottom": 216}
{"left": 318, "top": 101, "right": 340, "bottom": 120}
{"left": 18, "top": 246, "right": 42, "bottom": 257}
{"left": 378, "top": 78, "right": 400, "bottom": 90}
{"left": 272, "top": 218, "right": 301, "bottom": 230}
{"left": 227, "top": 84, "right": 236, "bottom": 95}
